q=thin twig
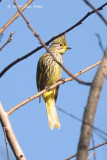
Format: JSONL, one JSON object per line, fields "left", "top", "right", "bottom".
{"left": 0, "top": 0, "right": 34, "bottom": 34}
{"left": 65, "top": 142, "right": 107, "bottom": 160}
{"left": 0, "top": 32, "right": 15, "bottom": 51}
{"left": 83, "top": 0, "right": 107, "bottom": 25}
{"left": 3, "top": 127, "right": 9, "bottom": 160}
{"left": 76, "top": 49, "right": 107, "bottom": 160}
{"left": 0, "top": 3, "right": 106, "bottom": 78}
{"left": 95, "top": 34, "right": 105, "bottom": 53}
{"left": 7, "top": 60, "right": 101, "bottom": 115}
{"left": 57, "top": 106, "right": 107, "bottom": 139}
{"left": 87, "top": 152, "right": 95, "bottom": 160}
{"left": 94, "top": 129, "right": 107, "bottom": 141}
{"left": 91, "top": 134, "right": 96, "bottom": 160}
{"left": 89, "top": 142, "right": 107, "bottom": 151}
{"left": 0, "top": 33, "right": 3, "bottom": 42}
{"left": 45, "top": 3, "right": 107, "bottom": 45}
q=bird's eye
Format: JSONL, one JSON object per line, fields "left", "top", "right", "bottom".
{"left": 60, "top": 44, "right": 62, "bottom": 46}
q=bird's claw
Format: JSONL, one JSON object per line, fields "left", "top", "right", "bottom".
{"left": 58, "top": 78, "right": 65, "bottom": 83}
{"left": 45, "top": 86, "right": 50, "bottom": 91}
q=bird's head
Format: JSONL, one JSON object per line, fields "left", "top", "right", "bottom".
{"left": 50, "top": 35, "right": 71, "bottom": 54}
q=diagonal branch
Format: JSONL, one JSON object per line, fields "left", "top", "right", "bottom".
{"left": 0, "top": 102, "right": 26, "bottom": 160}
{"left": 57, "top": 106, "right": 107, "bottom": 139}
{"left": 87, "top": 151, "right": 95, "bottom": 160}
{"left": 65, "top": 142, "right": 107, "bottom": 160}
{"left": 7, "top": 60, "right": 101, "bottom": 115}
{"left": 76, "top": 49, "right": 107, "bottom": 160}
{"left": 0, "top": 0, "right": 34, "bottom": 34}
{"left": 91, "top": 134, "right": 96, "bottom": 160}
{"left": 83, "top": 0, "right": 107, "bottom": 25}
{"left": 0, "top": 32, "right": 15, "bottom": 51}
{"left": 0, "top": 33, "right": 3, "bottom": 42}
{"left": 3, "top": 127, "right": 9, "bottom": 160}
{"left": 95, "top": 34, "right": 105, "bottom": 53}
{"left": 46, "top": 2, "right": 107, "bottom": 43}
{"left": 0, "top": 3, "right": 106, "bottom": 78}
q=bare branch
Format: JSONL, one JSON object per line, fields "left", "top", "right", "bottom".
{"left": 76, "top": 49, "right": 107, "bottom": 160}
{"left": 65, "top": 60, "right": 101, "bottom": 83}
{"left": 87, "top": 152, "right": 95, "bottom": 160}
{"left": 7, "top": 60, "right": 101, "bottom": 115}
{"left": 65, "top": 142, "right": 107, "bottom": 160}
{"left": 0, "top": 3, "right": 106, "bottom": 78}
{"left": 0, "top": 33, "right": 3, "bottom": 42}
{"left": 57, "top": 106, "right": 107, "bottom": 139}
{"left": 95, "top": 34, "right": 105, "bottom": 53}
{"left": 91, "top": 134, "right": 96, "bottom": 160}
{"left": 3, "top": 127, "right": 9, "bottom": 160}
{"left": 89, "top": 142, "right": 107, "bottom": 151}
{"left": 0, "top": 32, "right": 15, "bottom": 51}
{"left": 0, "top": 0, "right": 34, "bottom": 34}
{"left": 0, "top": 102, "right": 26, "bottom": 160}
{"left": 45, "top": 2, "right": 107, "bottom": 44}
{"left": 83, "top": 0, "right": 107, "bottom": 25}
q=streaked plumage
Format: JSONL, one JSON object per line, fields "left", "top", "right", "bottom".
{"left": 36, "top": 35, "right": 71, "bottom": 129}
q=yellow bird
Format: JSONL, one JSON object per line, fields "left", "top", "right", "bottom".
{"left": 36, "top": 35, "right": 71, "bottom": 130}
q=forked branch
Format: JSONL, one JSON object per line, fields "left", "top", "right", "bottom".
{"left": 0, "top": 32, "right": 15, "bottom": 51}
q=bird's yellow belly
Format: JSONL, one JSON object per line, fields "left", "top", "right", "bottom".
{"left": 45, "top": 64, "right": 62, "bottom": 86}
{"left": 43, "top": 88, "right": 56, "bottom": 102}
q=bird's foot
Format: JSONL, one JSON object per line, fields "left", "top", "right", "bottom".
{"left": 45, "top": 86, "right": 50, "bottom": 91}
{"left": 58, "top": 78, "right": 65, "bottom": 83}
{"left": 39, "top": 96, "right": 41, "bottom": 103}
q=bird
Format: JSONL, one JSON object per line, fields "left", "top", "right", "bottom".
{"left": 36, "top": 35, "right": 71, "bottom": 130}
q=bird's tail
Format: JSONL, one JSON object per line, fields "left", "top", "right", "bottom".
{"left": 46, "top": 99, "right": 60, "bottom": 130}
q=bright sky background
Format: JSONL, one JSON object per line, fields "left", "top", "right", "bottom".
{"left": 0, "top": 0, "right": 107, "bottom": 160}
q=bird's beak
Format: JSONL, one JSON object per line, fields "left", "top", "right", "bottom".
{"left": 67, "top": 47, "right": 72, "bottom": 49}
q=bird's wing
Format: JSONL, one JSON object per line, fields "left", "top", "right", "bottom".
{"left": 36, "top": 59, "right": 43, "bottom": 102}
{"left": 55, "top": 86, "right": 59, "bottom": 102}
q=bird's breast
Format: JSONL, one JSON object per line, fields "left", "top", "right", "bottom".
{"left": 41, "top": 53, "right": 63, "bottom": 86}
